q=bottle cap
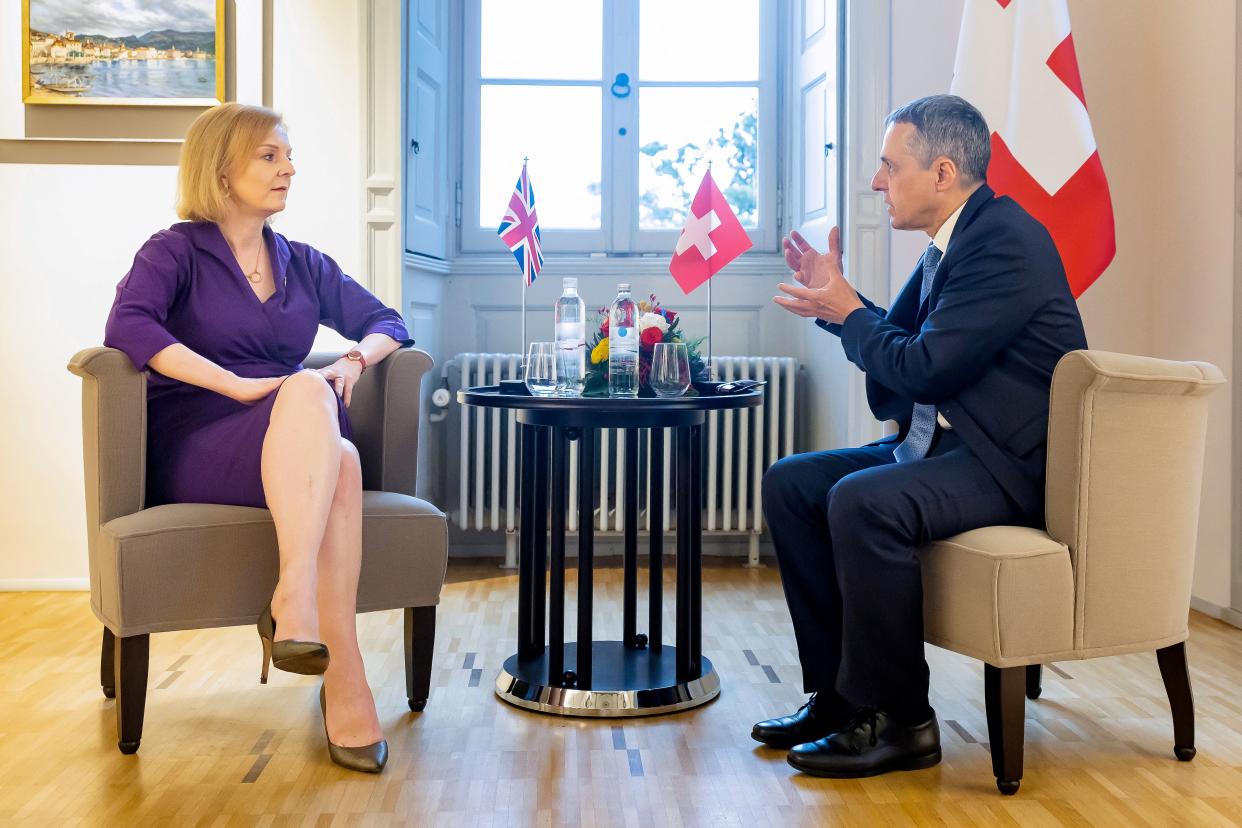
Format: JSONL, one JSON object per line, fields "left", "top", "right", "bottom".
{"left": 618, "top": 283, "right": 631, "bottom": 292}
{"left": 563, "top": 277, "right": 577, "bottom": 290}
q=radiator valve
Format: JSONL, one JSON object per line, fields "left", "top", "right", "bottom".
{"left": 429, "top": 385, "right": 452, "bottom": 423}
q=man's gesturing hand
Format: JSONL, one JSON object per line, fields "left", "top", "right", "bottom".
{"left": 783, "top": 227, "right": 843, "bottom": 288}
{"left": 774, "top": 225, "right": 864, "bottom": 325}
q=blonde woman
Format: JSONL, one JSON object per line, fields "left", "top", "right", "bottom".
{"left": 104, "top": 103, "right": 407, "bottom": 773}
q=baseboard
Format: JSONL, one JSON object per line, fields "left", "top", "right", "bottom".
{"left": 1190, "top": 595, "right": 1242, "bottom": 630}
{"left": 0, "top": 578, "right": 90, "bottom": 592}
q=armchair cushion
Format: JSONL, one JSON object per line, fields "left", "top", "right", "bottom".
{"left": 97, "top": 492, "right": 447, "bottom": 636}
{"left": 920, "top": 526, "right": 1074, "bottom": 667}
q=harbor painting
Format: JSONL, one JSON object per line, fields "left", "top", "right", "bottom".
{"left": 22, "top": 0, "right": 224, "bottom": 105}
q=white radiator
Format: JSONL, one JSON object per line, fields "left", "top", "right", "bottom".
{"left": 443, "top": 353, "right": 799, "bottom": 565}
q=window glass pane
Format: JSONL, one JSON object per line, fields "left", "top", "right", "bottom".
{"left": 480, "top": 85, "right": 601, "bottom": 229}
{"left": 638, "top": 87, "right": 758, "bottom": 229}
{"left": 481, "top": 0, "right": 601, "bottom": 80}
{"left": 639, "top": 0, "right": 759, "bottom": 81}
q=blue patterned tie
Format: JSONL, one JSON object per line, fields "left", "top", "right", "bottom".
{"left": 893, "top": 243, "right": 942, "bottom": 463}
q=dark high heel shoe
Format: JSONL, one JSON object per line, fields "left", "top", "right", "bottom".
{"left": 256, "top": 603, "right": 329, "bottom": 683}
{"left": 320, "top": 684, "right": 388, "bottom": 773}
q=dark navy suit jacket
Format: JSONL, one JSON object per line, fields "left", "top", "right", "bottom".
{"left": 818, "top": 184, "right": 1088, "bottom": 518}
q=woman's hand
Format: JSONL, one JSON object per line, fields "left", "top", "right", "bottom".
{"left": 315, "top": 359, "right": 364, "bottom": 407}
{"left": 229, "top": 375, "right": 288, "bottom": 404}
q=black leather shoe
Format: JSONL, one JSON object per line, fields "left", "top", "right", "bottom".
{"left": 751, "top": 694, "right": 853, "bottom": 749}
{"left": 786, "top": 707, "right": 941, "bottom": 778}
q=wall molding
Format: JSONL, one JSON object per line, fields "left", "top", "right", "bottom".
{"left": 0, "top": 139, "right": 181, "bottom": 165}
{"left": 0, "top": 579, "right": 89, "bottom": 592}
{"left": 1190, "top": 595, "right": 1242, "bottom": 631}
{"left": 361, "top": 0, "right": 404, "bottom": 307}
{"left": 841, "top": 0, "right": 891, "bottom": 448}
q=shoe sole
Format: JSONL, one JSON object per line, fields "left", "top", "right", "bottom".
{"left": 273, "top": 651, "right": 330, "bottom": 676}
{"left": 786, "top": 749, "right": 942, "bottom": 778}
{"left": 751, "top": 729, "right": 828, "bottom": 751}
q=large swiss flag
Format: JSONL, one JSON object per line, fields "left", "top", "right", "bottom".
{"left": 952, "top": 0, "right": 1115, "bottom": 298}
{"left": 668, "top": 171, "right": 753, "bottom": 294}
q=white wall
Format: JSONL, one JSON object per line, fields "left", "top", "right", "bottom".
{"left": 1137, "top": 1, "right": 1236, "bottom": 610}
{"left": 0, "top": 0, "right": 367, "bottom": 587}
{"left": 889, "top": 0, "right": 1236, "bottom": 609}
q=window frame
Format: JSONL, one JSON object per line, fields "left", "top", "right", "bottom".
{"left": 459, "top": 0, "right": 779, "bottom": 255}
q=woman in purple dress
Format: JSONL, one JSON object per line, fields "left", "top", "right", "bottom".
{"left": 104, "top": 103, "right": 408, "bottom": 773}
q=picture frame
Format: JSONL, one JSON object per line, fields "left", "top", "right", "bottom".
{"left": 21, "top": 0, "right": 225, "bottom": 106}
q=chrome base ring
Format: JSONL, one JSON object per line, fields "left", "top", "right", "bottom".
{"left": 494, "top": 641, "right": 719, "bottom": 718}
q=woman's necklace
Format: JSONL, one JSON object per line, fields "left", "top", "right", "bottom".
{"left": 226, "top": 235, "right": 265, "bottom": 284}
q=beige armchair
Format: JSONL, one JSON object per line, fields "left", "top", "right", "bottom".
{"left": 68, "top": 346, "right": 448, "bottom": 755}
{"left": 919, "top": 349, "right": 1225, "bottom": 794}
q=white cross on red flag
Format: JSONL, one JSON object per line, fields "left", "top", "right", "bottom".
{"left": 668, "top": 170, "right": 753, "bottom": 294}
{"left": 952, "top": 0, "right": 1115, "bottom": 298}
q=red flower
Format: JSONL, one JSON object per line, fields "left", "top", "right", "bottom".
{"left": 663, "top": 309, "right": 677, "bottom": 323}
{"left": 600, "top": 318, "right": 609, "bottom": 335}
{"left": 640, "top": 327, "right": 664, "bottom": 350}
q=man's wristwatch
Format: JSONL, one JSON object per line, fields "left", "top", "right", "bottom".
{"left": 345, "top": 349, "right": 368, "bottom": 372}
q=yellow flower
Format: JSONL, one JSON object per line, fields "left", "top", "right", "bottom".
{"left": 591, "top": 338, "right": 609, "bottom": 364}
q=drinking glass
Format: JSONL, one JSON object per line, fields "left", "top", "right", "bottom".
{"left": 524, "top": 342, "right": 559, "bottom": 396}
{"left": 650, "top": 342, "right": 691, "bottom": 397}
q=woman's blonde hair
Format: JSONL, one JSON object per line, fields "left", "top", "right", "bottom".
{"left": 176, "top": 102, "right": 285, "bottom": 223}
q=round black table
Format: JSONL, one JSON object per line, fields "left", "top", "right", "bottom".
{"left": 459, "top": 387, "right": 762, "bottom": 717}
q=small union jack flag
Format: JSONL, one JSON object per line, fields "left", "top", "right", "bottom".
{"left": 497, "top": 163, "right": 544, "bottom": 285}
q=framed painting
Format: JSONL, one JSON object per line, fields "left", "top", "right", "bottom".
{"left": 22, "top": 0, "right": 225, "bottom": 106}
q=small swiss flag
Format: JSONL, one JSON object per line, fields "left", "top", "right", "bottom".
{"left": 668, "top": 170, "right": 753, "bottom": 294}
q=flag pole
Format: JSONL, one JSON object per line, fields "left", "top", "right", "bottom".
{"left": 521, "top": 157, "right": 529, "bottom": 366}
{"left": 706, "top": 161, "right": 714, "bottom": 380}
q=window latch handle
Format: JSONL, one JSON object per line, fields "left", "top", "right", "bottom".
{"left": 611, "top": 73, "right": 631, "bottom": 99}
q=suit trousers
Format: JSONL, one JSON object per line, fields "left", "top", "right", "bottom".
{"left": 761, "top": 429, "right": 1034, "bottom": 709}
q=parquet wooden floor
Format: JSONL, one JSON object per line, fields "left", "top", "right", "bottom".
{"left": 1, "top": 559, "right": 1241, "bottom": 826}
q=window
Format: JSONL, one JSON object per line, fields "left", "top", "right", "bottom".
{"left": 461, "top": 0, "right": 778, "bottom": 255}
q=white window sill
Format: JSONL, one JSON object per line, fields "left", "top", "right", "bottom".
{"left": 405, "top": 250, "right": 788, "bottom": 280}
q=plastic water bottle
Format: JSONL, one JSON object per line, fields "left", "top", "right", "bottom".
{"left": 554, "top": 277, "right": 586, "bottom": 396}
{"left": 608, "top": 283, "right": 639, "bottom": 398}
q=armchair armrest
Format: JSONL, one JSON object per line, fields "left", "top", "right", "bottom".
{"left": 67, "top": 346, "right": 147, "bottom": 557}
{"left": 1044, "top": 349, "right": 1225, "bottom": 654}
{"left": 308, "top": 346, "right": 435, "bottom": 496}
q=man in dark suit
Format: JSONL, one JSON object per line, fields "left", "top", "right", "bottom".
{"left": 754, "top": 95, "right": 1088, "bottom": 778}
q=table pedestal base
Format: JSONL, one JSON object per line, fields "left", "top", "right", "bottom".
{"left": 495, "top": 642, "right": 718, "bottom": 717}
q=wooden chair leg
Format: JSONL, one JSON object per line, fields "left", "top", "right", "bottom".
{"left": 985, "top": 664, "right": 1026, "bottom": 795}
{"left": 115, "top": 634, "right": 149, "bottom": 755}
{"left": 1156, "top": 641, "right": 1196, "bottom": 761}
{"left": 1025, "top": 664, "right": 1042, "bottom": 700}
{"left": 405, "top": 606, "right": 436, "bottom": 712}
{"left": 101, "top": 627, "right": 116, "bottom": 699}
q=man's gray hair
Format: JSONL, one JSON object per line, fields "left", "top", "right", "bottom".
{"left": 884, "top": 95, "right": 991, "bottom": 184}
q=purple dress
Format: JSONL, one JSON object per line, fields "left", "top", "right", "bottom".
{"left": 103, "top": 221, "right": 412, "bottom": 509}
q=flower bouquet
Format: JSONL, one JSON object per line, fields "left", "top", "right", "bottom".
{"left": 583, "top": 294, "right": 708, "bottom": 397}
